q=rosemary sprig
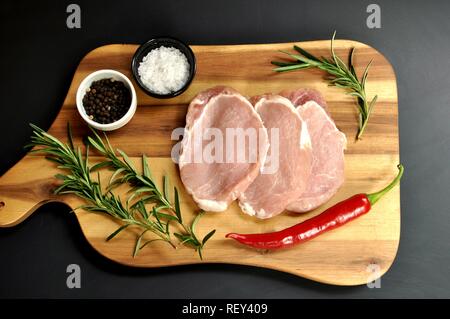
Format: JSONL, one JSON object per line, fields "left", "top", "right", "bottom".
{"left": 272, "top": 31, "right": 378, "bottom": 140}
{"left": 87, "top": 128, "right": 216, "bottom": 259}
{"left": 27, "top": 124, "right": 215, "bottom": 259}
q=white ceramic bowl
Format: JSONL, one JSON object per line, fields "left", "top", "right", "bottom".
{"left": 76, "top": 69, "right": 137, "bottom": 131}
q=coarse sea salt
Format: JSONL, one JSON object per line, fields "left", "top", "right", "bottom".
{"left": 138, "top": 46, "right": 190, "bottom": 95}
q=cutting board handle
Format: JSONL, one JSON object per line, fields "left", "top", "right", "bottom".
{"left": 0, "top": 154, "right": 60, "bottom": 227}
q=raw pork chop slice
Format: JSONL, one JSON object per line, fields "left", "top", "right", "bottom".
{"left": 280, "top": 88, "right": 328, "bottom": 111}
{"left": 179, "top": 86, "right": 269, "bottom": 212}
{"left": 238, "top": 95, "right": 313, "bottom": 219}
{"left": 281, "top": 89, "right": 347, "bottom": 213}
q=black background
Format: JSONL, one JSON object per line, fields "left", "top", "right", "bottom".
{"left": 1, "top": 0, "right": 450, "bottom": 298}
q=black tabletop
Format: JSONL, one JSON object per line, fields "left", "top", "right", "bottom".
{"left": 1, "top": 0, "right": 449, "bottom": 298}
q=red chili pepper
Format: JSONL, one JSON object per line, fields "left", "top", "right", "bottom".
{"left": 226, "top": 164, "right": 404, "bottom": 250}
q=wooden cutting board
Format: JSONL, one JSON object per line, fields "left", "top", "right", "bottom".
{"left": 0, "top": 40, "right": 400, "bottom": 286}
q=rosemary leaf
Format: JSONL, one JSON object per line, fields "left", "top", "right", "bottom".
{"left": 293, "top": 45, "right": 320, "bottom": 61}
{"left": 271, "top": 61, "right": 299, "bottom": 67}
{"left": 202, "top": 229, "right": 216, "bottom": 246}
{"left": 90, "top": 161, "right": 113, "bottom": 172}
{"left": 67, "top": 122, "right": 75, "bottom": 150}
{"left": 142, "top": 154, "right": 152, "bottom": 179}
{"left": 117, "top": 148, "right": 136, "bottom": 172}
{"left": 173, "top": 187, "right": 182, "bottom": 223}
{"left": 163, "top": 175, "right": 170, "bottom": 202}
{"left": 155, "top": 212, "right": 179, "bottom": 221}
{"left": 273, "top": 64, "right": 310, "bottom": 72}
{"left": 106, "top": 224, "right": 130, "bottom": 241}
{"left": 271, "top": 31, "right": 378, "bottom": 140}
{"left": 28, "top": 123, "right": 216, "bottom": 259}
{"left": 109, "top": 167, "right": 126, "bottom": 186}
{"left": 86, "top": 136, "right": 103, "bottom": 154}
{"left": 133, "top": 230, "right": 148, "bottom": 257}
{"left": 190, "top": 211, "right": 204, "bottom": 238}
{"left": 140, "top": 239, "right": 165, "bottom": 250}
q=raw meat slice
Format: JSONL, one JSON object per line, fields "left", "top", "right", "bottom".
{"left": 238, "top": 95, "right": 313, "bottom": 219}
{"left": 179, "top": 86, "right": 269, "bottom": 212}
{"left": 280, "top": 88, "right": 328, "bottom": 111}
{"left": 281, "top": 89, "right": 347, "bottom": 213}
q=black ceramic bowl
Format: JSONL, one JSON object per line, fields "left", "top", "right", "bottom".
{"left": 131, "top": 37, "right": 196, "bottom": 99}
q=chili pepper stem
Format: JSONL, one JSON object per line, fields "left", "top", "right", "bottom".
{"left": 366, "top": 164, "right": 404, "bottom": 205}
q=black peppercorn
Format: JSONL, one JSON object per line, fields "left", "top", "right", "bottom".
{"left": 82, "top": 78, "right": 131, "bottom": 124}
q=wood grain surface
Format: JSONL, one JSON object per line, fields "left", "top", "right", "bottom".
{"left": 0, "top": 40, "right": 400, "bottom": 285}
